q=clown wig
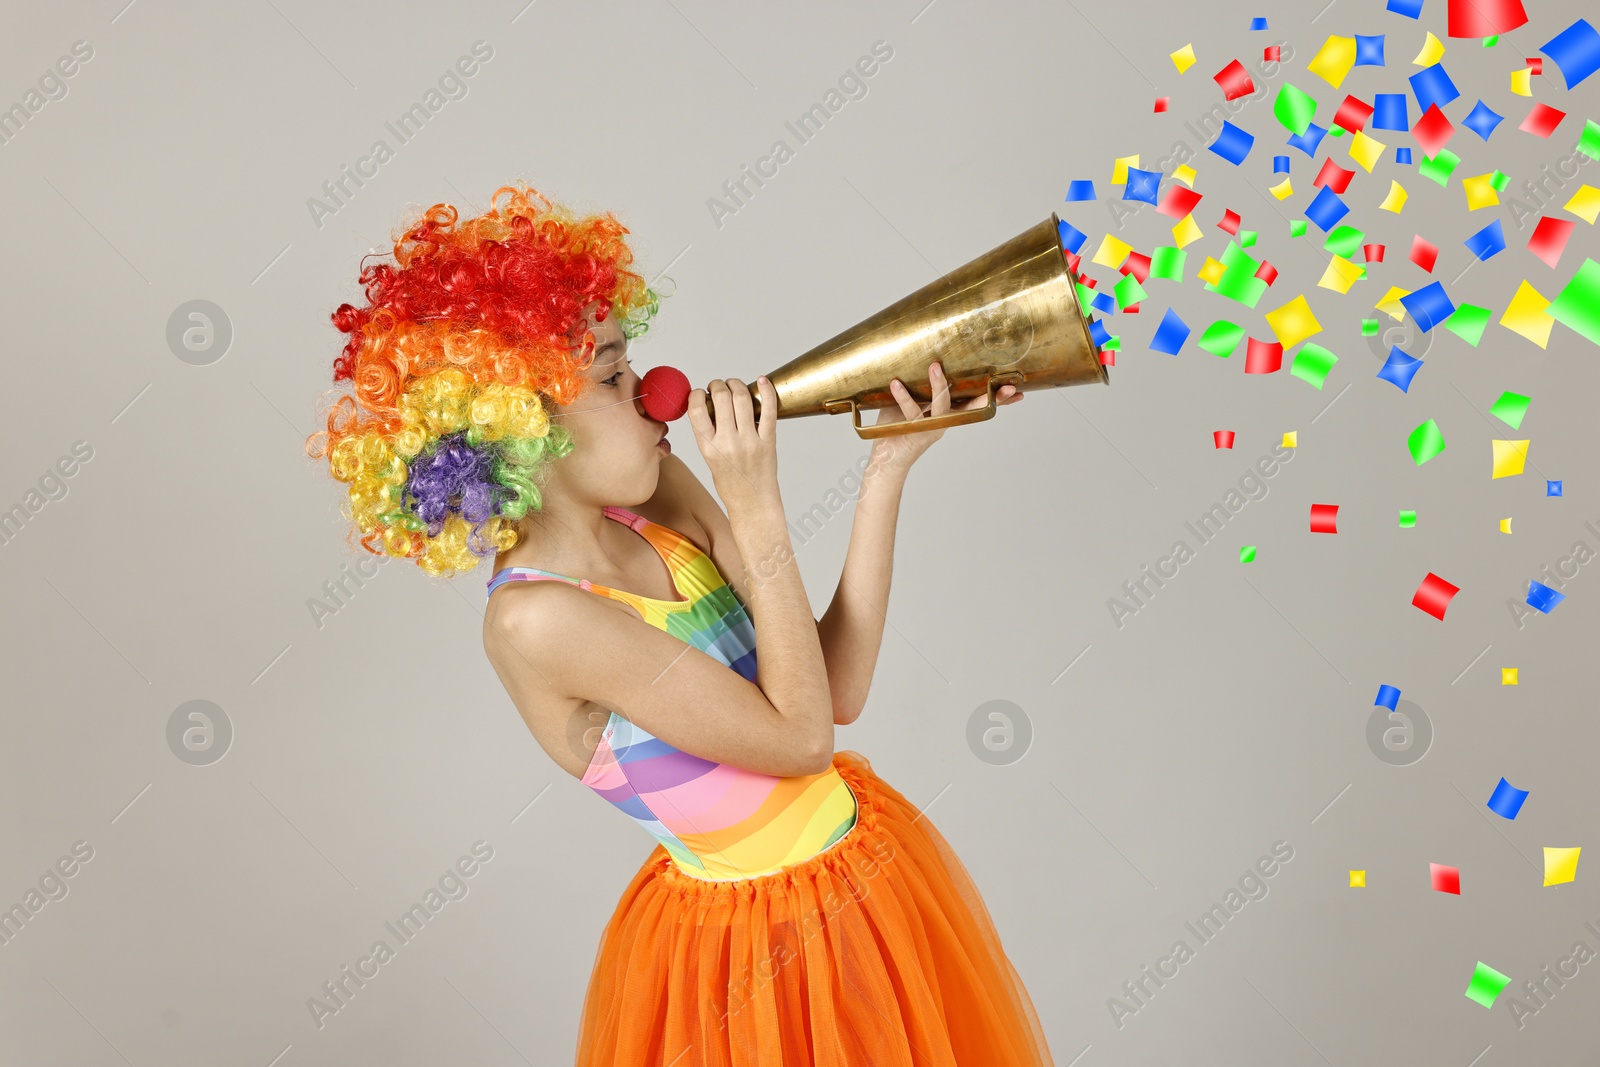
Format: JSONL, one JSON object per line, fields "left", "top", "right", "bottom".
{"left": 306, "top": 184, "right": 665, "bottom": 579}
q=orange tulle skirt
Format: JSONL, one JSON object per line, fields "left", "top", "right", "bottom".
{"left": 574, "top": 749, "right": 1056, "bottom": 1066}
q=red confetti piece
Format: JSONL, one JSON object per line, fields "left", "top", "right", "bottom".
{"left": 1527, "top": 216, "right": 1575, "bottom": 269}
{"left": 1214, "top": 430, "right": 1236, "bottom": 449}
{"left": 1310, "top": 503, "right": 1339, "bottom": 534}
{"left": 1158, "top": 185, "right": 1203, "bottom": 219}
{"left": 1214, "top": 59, "right": 1256, "bottom": 101}
{"left": 1064, "top": 251, "right": 1082, "bottom": 273}
{"left": 1120, "top": 251, "right": 1153, "bottom": 283}
{"left": 1154, "top": 97, "right": 1170, "bottom": 113}
{"left": 1364, "top": 243, "right": 1386, "bottom": 263}
{"left": 1412, "top": 572, "right": 1461, "bottom": 620}
{"left": 1081, "top": 276, "right": 1098, "bottom": 289}
{"left": 1263, "top": 46, "right": 1281, "bottom": 62}
{"left": 1255, "top": 260, "right": 1279, "bottom": 285}
{"left": 1519, "top": 102, "right": 1566, "bottom": 139}
{"left": 1218, "top": 209, "right": 1242, "bottom": 235}
{"left": 1099, "top": 349, "right": 1115, "bottom": 366}
{"left": 1430, "top": 863, "right": 1461, "bottom": 895}
{"left": 1525, "top": 57, "right": 1541, "bottom": 75}
{"left": 1124, "top": 303, "right": 1140, "bottom": 314}
{"left": 1446, "top": 0, "right": 1527, "bottom": 39}
{"left": 1333, "top": 95, "right": 1375, "bottom": 133}
{"left": 1412, "top": 104, "right": 1455, "bottom": 158}
{"left": 1410, "top": 235, "right": 1439, "bottom": 272}
{"left": 1313, "top": 158, "right": 1356, "bottom": 194}
{"left": 1244, "top": 337, "right": 1283, "bottom": 374}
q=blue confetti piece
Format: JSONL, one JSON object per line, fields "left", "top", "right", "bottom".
{"left": 1374, "top": 684, "right": 1401, "bottom": 711}
{"left": 1065, "top": 180, "right": 1097, "bottom": 202}
{"left": 1527, "top": 579, "right": 1567, "bottom": 613}
{"left": 1273, "top": 154, "right": 1290, "bottom": 173}
{"left": 1547, "top": 479, "right": 1564, "bottom": 496}
{"left": 1355, "top": 34, "right": 1386, "bottom": 66}
{"left": 1092, "top": 291, "right": 1117, "bottom": 315}
{"left": 1539, "top": 18, "right": 1600, "bottom": 90}
{"left": 1464, "top": 218, "right": 1507, "bottom": 261}
{"left": 1150, "top": 308, "right": 1191, "bottom": 354}
{"left": 1409, "top": 64, "right": 1460, "bottom": 114}
{"left": 1250, "top": 16, "right": 1268, "bottom": 30}
{"left": 1123, "top": 167, "right": 1162, "bottom": 205}
{"left": 1487, "top": 777, "right": 1530, "bottom": 820}
{"left": 1386, "top": 0, "right": 1423, "bottom": 18}
{"left": 1372, "top": 93, "right": 1410, "bottom": 131}
{"left": 1461, "top": 100, "right": 1504, "bottom": 141}
{"left": 1304, "top": 185, "right": 1350, "bottom": 232}
{"left": 1286, "top": 121, "right": 1328, "bottom": 157}
{"left": 1089, "top": 318, "right": 1112, "bottom": 348}
{"left": 1399, "top": 281, "right": 1455, "bottom": 332}
{"left": 1377, "top": 347, "right": 1424, "bottom": 392}
{"left": 1057, "top": 218, "right": 1087, "bottom": 254}
{"left": 1207, "top": 120, "right": 1255, "bottom": 165}
{"left": 1395, "top": 146, "right": 1413, "bottom": 164}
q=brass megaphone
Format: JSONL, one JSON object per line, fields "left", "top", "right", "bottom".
{"left": 705, "top": 213, "right": 1109, "bottom": 439}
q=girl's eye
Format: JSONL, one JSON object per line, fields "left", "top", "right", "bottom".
{"left": 603, "top": 371, "right": 624, "bottom": 387}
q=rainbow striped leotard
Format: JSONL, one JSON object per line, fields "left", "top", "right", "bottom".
{"left": 485, "top": 505, "right": 858, "bottom": 881}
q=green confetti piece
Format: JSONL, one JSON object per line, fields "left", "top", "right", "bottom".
{"left": 1489, "top": 170, "right": 1509, "bottom": 191}
{"left": 1150, "top": 246, "right": 1186, "bottom": 280}
{"left": 1240, "top": 229, "right": 1258, "bottom": 248}
{"left": 1103, "top": 334, "right": 1122, "bottom": 350}
{"left": 1327, "top": 125, "right": 1346, "bottom": 137}
{"left": 1205, "top": 241, "right": 1268, "bottom": 308}
{"left": 1399, "top": 509, "right": 1417, "bottom": 528}
{"left": 1199, "top": 320, "right": 1245, "bottom": 357}
{"left": 1465, "top": 962, "right": 1512, "bottom": 1009}
{"left": 1443, "top": 303, "right": 1491, "bottom": 346}
{"left": 1076, "top": 281, "right": 1096, "bottom": 314}
{"left": 1240, "top": 546, "right": 1257, "bottom": 563}
{"left": 1290, "top": 343, "right": 1338, "bottom": 389}
{"left": 1361, "top": 318, "right": 1381, "bottom": 336}
{"left": 1290, "top": 219, "right": 1308, "bottom": 238}
{"left": 1419, "top": 149, "right": 1461, "bottom": 186}
{"left": 1483, "top": 34, "right": 1498, "bottom": 46}
{"left": 1114, "top": 273, "right": 1148, "bottom": 309}
{"left": 1323, "top": 224, "right": 1366, "bottom": 258}
{"left": 1489, "top": 390, "right": 1531, "bottom": 429}
{"left": 1409, "top": 419, "right": 1446, "bottom": 465}
{"left": 1546, "top": 257, "right": 1600, "bottom": 346}
{"left": 1273, "top": 83, "right": 1319, "bottom": 136}
{"left": 1578, "top": 119, "right": 1600, "bottom": 162}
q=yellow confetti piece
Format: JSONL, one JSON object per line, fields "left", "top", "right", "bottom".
{"left": 1092, "top": 232, "right": 1133, "bottom": 269}
{"left": 1348, "top": 130, "right": 1385, "bottom": 173}
{"left": 1112, "top": 154, "right": 1141, "bottom": 184}
{"left": 1263, "top": 294, "right": 1323, "bottom": 349}
{"left": 1375, "top": 286, "right": 1411, "bottom": 320}
{"left": 1511, "top": 67, "right": 1532, "bottom": 95}
{"left": 1502, "top": 667, "right": 1518, "bottom": 684}
{"left": 1500, "top": 280, "right": 1555, "bottom": 348}
{"left": 1544, "top": 847, "right": 1581, "bottom": 886}
{"left": 1413, "top": 30, "right": 1445, "bottom": 67}
{"left": 1463, "top": 173, "right": 1500, "bottom": 211}
{"left": 1500, "top": 517, "right": 1513, "bottom": 533}
{"left": 1172, "top": 213, "right": 1203, "bottom": 248}
{"left": 1197, "top": 256, "right": 1226, "bottom": 285}
{"left": 1172, "top": 164, "right": 1197, "bottom": 187}
{"left": 1282, "top": 431, "right": 1298, "bottom": 448}
{"left": 1492, "top": 439, "right": 1530, "bottom": 479}
{"left": 1349, "top": 870, "right": 1366, "bottom": 888}
{"left": 1307, "top": 35, "right": 1357, "bottom": 88}
{"left": 1170, "top": 44, "right": 1196, "bottom": 73}
{"left": 1379, "top": 180, "right": 1408, "bottom": 213}
{"left": 1269, "top": 176, "right": 1295, "bottom": 200}
{"left": 1318, "top": 254, "right": 1366, "bottom": 294}
{"left": 1564, "top": 184, "right": 1600, "bottom": 224}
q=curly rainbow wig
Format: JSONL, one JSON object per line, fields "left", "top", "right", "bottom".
{"left": 305, "top": 183, "right": 665, "bottom": 579}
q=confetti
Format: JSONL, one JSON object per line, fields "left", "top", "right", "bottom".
{"left": 1172, "top": 213, "right": 1203, "bottom": 248}
{"left": 1489, "top": 390, "right": 1531, "bottom": 427}
{"left": 1349, "top": 870, "right": 1367, "bottom": 887}
{"left": 1310, "top": 503, "right": 1339, "bottom": 533}
{"left": 1465, "top": 962, "right": 1513, "bottom": 1009}
{"left": 1396, "top": 146, "right": 1413, "bottom": 163}
{"left": 1564, "top": 184, "right": 1600, "bottom": 223}
{"left": 1487, "top": 776, "right": 1529, "bottom": 819}
{"left": 1214, "top": 59, "right": 1256, "bottom": 100}
{"left": 1491, "top": 439, "right": 1530, "bottom": 478}
{"left": 1462, "top": 172, "right": 1500, "bottom": 210}
{"left": 1158, "top": 185, "right": 1202, "bottom": 218}
{"left": 1314, "top": 158, "right": 1356, "bottom": 193}
{"left": 1376, "top": 286, "right": 1411, "bottom": 319}
{"left": 1443, "top": 304, "right": 1491, "bottom": 345}
{"left": 1511, "top": 67, "right": 1533, "bottom": 95}
{"left": 1093, "top": 233, "right": 1134, "bottom": 268}
{"left": 1349, "top": 129, "right": 1386, "bottom": 171}
{"left": 1372, "top": 93, "right": 1410, "bottom": 131}
{"left": 1412, "top": 104, "right": 1455, "bottom": 157}
{"left": 1274, "top": 84, "right": 1320, "bottom": 135}
{"left": 1199, "top": 319, "right": 1245, "bottom": 357}
{"left": 1245, "top": 337, "right": 1283, "bottom": 373}
{"left": 1114, "top": 273, "right": 1148, "bottom": 309}
{"left": 1290, "top": 343, "right": 1338, "bottom": 388}
{"left": 1462, "top": 99, "right": 1504, "bottom": 139}
{"left": 1380, "top": 180, "right": 1409, "bottom": 212}
{"left": 1411, "top": 235, "right": 1439, "bottom": 272}
{"left": 1123, "top": 167, "right": 1162, "bottom": 204}
{"left": 1208, "top": 120, "right": 1255, "bottom": 164}
{"left": 1579, "top": 119, "right": 1600, "bottom": 159}
{"left": 1362, "top": 318, "right": 1381, "bottom": 335}
{"left": 1218, "top": 207, "right": 1242, "bottom": 234}
{"left": 1519, "top": 102, "right": 1566, "bottom": 138}
{"left": 1364, "top": 243, "right": 1386, "bottom": 263}
{"left": 1502, "top": 667, "right": 1518, "bottom": 683}
{"left": 1290, "top": 219, "right": 1308, "bottom": 237}
{"left": 1150, "top": 246, "right": 1186, "bottom": 280}
{"left": 1527, "top": 216, "right": 1575, "bottom": 268}
{"left": 1112, "top": 154, "right": 1141, "bottom": 183}
{"left": 1500, "top": 279, "right": 1555, "bottom": 346}
{"left": 1356, "top": 34, "right": 1386, "bottom": 66}
{"left": 1270, "top": 177, "right": 1295, "bottom": 199}
{"left": 1320, "top": 256, "right": 1365, "bottom": 293}
{"left": 1500, "top": 518, "right": 1512, "bottom": 533}
{"left": 1324, "top": 224, "right": 1366, "bottom": 258}
{"left": 1333, "top": 94, "right": 1375, "bottom": 132}
{"left": 1378, "top": 347, "right": 1424, "bottom": 391}
{"left": 1527, "top": 579, "right": 1566, "bottom": 613}
{"left": 1250, "top": 17, "right": 1268, "bottom": 31}
{"left": 1400, "top": 281, "right": 1456, "bottom": 331}
{"left": 1273, "top": 154, "right": 1291, "bottom": 173}
{"left": 1154, "top": 97, "right": 1170, "bottom": 113}
{"left": 1387, "top": 0, "right": 1423, "bottom": 17}
{"left": 1058, "top": 219, "right": 1088, "bottom": 253}
{"left": 1170, "top": 44, "right": 1197, "bottom": 74}
{"left": 1282, "top": 431, "right": 1298, "bottom": 447}
{"left": 1418, "top": 149, "right": 1460, "bottom": 186}
{"left": 1547, "top": 258, "right": 1600, "bottom": 344}
{"left": 1539, "top": 18, "right": 1600, "bottom": 90}
{"left": 1399, "top": 510, "right": 1417, "bottom": 527}
{"left": 1414, "top": 31, "right": 1445, "bottom": 67}
{"left": 1544, "top": 847, "right": 1581, "bottom": 886}
{"left": 1375, "top": 684, "right": 1401, "bottom": 710}
{"left": 1305, "top": 185, "right": 1351, "bottom": 231}
{"left": 1150, "top": 307, "right": 1190, "bottom": 354}
{"left": 1308, "top": 35, "right": 1359, "bottom": 88}
{"left": 1430, "top": 863, "right": 1461, "bottom": 894}
{"left": 1410, "top": 63, "right": 1460, "bottom": 113}
{"left": 1409, "top": 419, "right": 1446, "bottom": 464}
{"left": 1255, "top": 260, "right": 1279, "bottom": 285}
{"left": 1213, "top": 430, "right": 1236, "bottom": 448}
{"left": 1464, "top": 219, "right": 1506, "bottom": 260}
{"left": 1412, "top": 572, "right": 1460, "bottom": 619}
{"left": 1173, "top": 163, "right": 1197, "bottom": 186}
{"left": 1065, "top": 180, "right": 1097, "bottom": 201}
{"left": 1239, "top": 546, "right": 1257, "bottom": 563}
{"left": 1264, "top": 294, "right": 1323, "bottom": 348}
{"left": 1449, "top": 0, "right": 1528, "bottom": 38}
{"left": 1547, "top": 479, "right": 1563, "bottom": 496}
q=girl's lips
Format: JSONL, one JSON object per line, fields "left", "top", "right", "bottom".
{"left": 657, "top": 437, "right": 671, "bottom": 453}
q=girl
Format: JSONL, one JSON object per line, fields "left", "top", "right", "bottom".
{"left": 309, "top": 184, "right": 1052, "bottom": 1065}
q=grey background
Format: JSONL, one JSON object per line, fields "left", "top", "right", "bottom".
{"left": 2, "top": 0, "right": 1596, "bottom": 1064}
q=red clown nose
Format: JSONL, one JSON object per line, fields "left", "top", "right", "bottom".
{"left": 640, "top": 365, "right": 692, "bottom": 423}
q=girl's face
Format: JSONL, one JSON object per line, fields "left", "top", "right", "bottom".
{"left": 544, "top": 301, "right": 670, "bottom": 506}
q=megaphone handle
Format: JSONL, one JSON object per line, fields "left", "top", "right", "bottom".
{"left": 850, "top": 374, "right": 1014, "bottom": 440}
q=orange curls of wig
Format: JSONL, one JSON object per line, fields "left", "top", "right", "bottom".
{"left": 305, "top": 183, "right": 666, "bottom": 579}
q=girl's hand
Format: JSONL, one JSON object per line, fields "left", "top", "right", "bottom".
{"left": 867, "top": 362, "right": 1022, "bottom": 478}
{"left": 685, "top": 375, "right": 782, "bottom": 513}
